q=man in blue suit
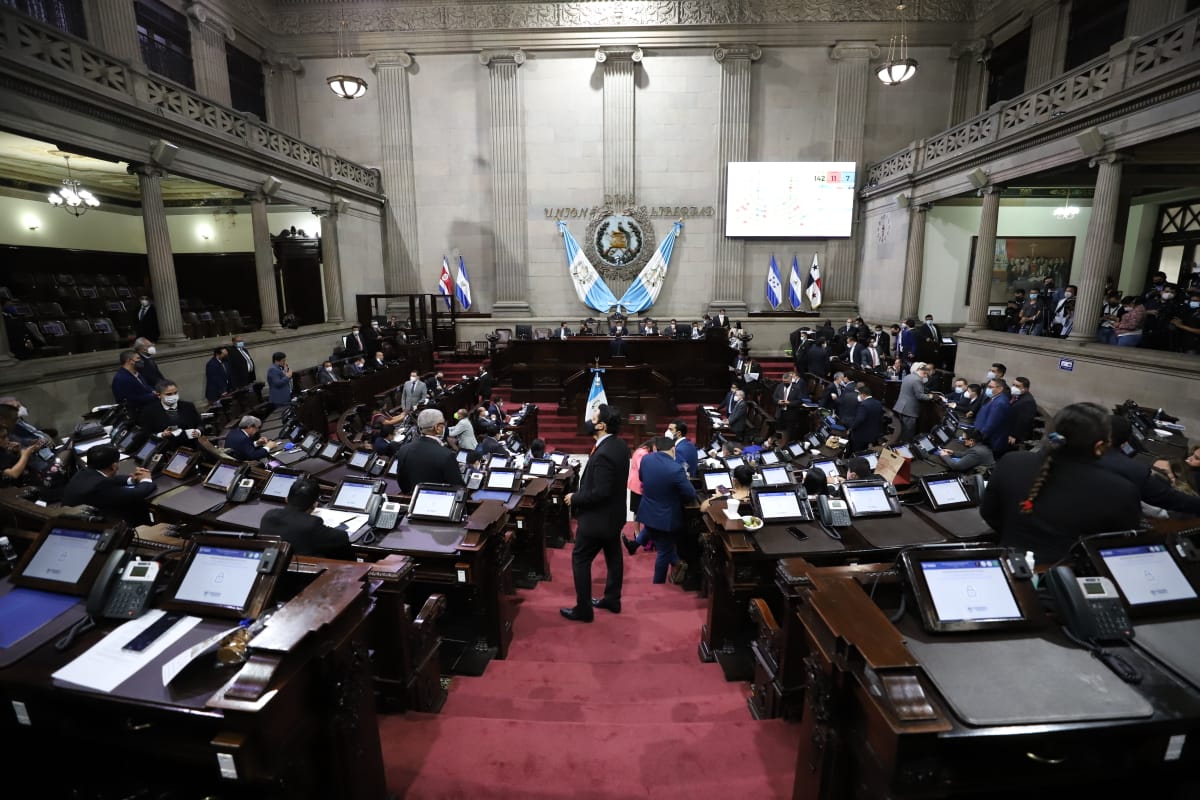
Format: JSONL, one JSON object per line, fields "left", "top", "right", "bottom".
{"left": 225, "top": 415, "right": 274, "bottom": 461}
{"left": 111, "top": 349, "right": 156, "bottom": 409}
{"left": 848, "top": 383, "right": 884, "bottom": 452}
{"left": 973, "top": 376, "right": 1013, "bottom": 456}
{"left": 636, "top": 436, "right": 698, "bottom": 584}
{"left": 204, "top": 346, "right": 230, "bottom": 403}
{"left": 266, "top": 351, "right": 293, "bottom": 408}
{"left": 666, "top": 418, "right": 698, "bottom": 477}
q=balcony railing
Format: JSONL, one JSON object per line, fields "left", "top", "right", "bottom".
{"left": 0, "top": 6, "right": 381, "bottom": 195}
{"left": 863, "top": 10, "right": 1200, "bottom": 194}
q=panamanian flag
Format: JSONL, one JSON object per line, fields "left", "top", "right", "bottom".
{"left": 455, "top": 255, "right": 472, "bottom": 311}
{"left": 617, "top": 220, "right": 682, "bottom": 313}
{"left": 437, "top": 256, "right": 454, "bottom": 309}
{"left": 806, "top": 252, "right": 822, "bottom": 310}
{"left": 788, "top": 255, "right": 803, "bottom": 311}
{"left": 557, "top": 220, "right": 619, "bottom": 312}
{"left": 584, "top": 372, "right": 608, "bottom": 424}
{"left": 766, "top": 254, "right": 783, "bottom": 310}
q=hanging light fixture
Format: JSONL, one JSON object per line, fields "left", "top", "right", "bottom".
{"left": 1053, "top": 189, "right": 1080, "bottom": 220}
{"left": 326, "top": 13, "right": 367, "bottom": 99}
{"left": 876, "top": 3, "right": 919, "bottom": 86}
{"left": 47, "top": 154, "right": 100, "bottom": 217}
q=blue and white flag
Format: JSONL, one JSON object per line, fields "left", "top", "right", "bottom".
{"left": 584, "top": 372, "right": 608, "bottom": 424}
{"left": 806, "top": 252, "right": 823, "bottom": 310}
{"left": 788, "top": 255, "right": 803, "bottom": 311}
{"left": 617, "top": 220, "right": 683, "bottom": 313}
{"left": 558, "top": 220, "right": 619, "bottom": 313}
{"left": 766, "top": 254, "right": 783, "bottom": 310}
{"left": 455, "top": 255, "right": 472, "bottom": 311}
{"left": 437, "top": 256, "right": 454, "bottom": 310}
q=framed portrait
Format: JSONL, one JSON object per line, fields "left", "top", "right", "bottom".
{"left": 965, "top": 236, "right": 1076, "bottom": 306}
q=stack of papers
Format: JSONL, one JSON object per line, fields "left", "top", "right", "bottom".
{"left": 312, "top": 508, "right": 369, "bottom": 533}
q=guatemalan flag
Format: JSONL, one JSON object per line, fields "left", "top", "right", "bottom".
{"left": 806, "top": 252, "right": 823, "bottom": 310}
{"left": 437, "top": 256, "right": 454, "bottom": 309}
{"left": 617, "top": 220, "right": 682, "bottom": 313}
{"left": 455, "top": 255, "right": 472, "bottom": 311}
{"left": 557, "top": 220, "right": 618, "bottom": 312}
{"left": 788, "top": 255, "right": 804, "bottom": 311}
{"left": 584, "top": 372, "right": 608, "bottom": 424}
{"left": 765, "top": 254, "right": 783, "bottom": 310}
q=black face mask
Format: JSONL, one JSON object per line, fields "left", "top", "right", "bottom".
{"left": 583, "top": 421, "right": 598, "bottom": 436}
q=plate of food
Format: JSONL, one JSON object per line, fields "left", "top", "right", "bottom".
{"left": 741, "top": 515, "right": 763, "bottom": 530}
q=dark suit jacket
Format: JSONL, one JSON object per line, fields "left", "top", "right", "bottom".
{"left": 874, "top": 330, "right": 891, "bottom": 357}
{"left": 848, "top": 396, "right": 884, "bottom": 451}
{"left": 728, "top": 401, "right": 749, "bottom": 440}
{"left": 318, "top": 369, "right": 339, "bottom": 385}
{"left": 135, "top": 304, "right": 159, "bottom": 341}
{"left": 225, "top": 427, "right": 269, "bottom": 461}
{"left": 898, "top": 328, "right": 917, "bottom": 359}
{"left": 845, "top": 344, "right": 867, "bottom": 367}
{"left": 636, "top": 451, "right": 696, "bottom": 532}
{"left": 139, "top": 356, "right": 166, "bottom": 391}
{"left": 260, "top": 505, "right": 352, "bottom": 559}
{"left": 393, "top": 436, "right": 465, "bottom": 494}
{"left": 140, "top": 400, "right": 202, "bottom": 435}
{"left": 609, "top": 324, "right": 628, "bottom": 337}
{"left": 609, "top": 337, "right": 625, "bottom": 357}
{"left": 344, "top": 332, "right": 365, "bottom": 356}
{"left": 720, "top": 390, "right": 738, "bottom": 415}
{"left": 773, "top": 381, "right": 809, "bottom": 420}
{"left": 571, "top": 434, "right": 630, "bottom": 538}
{"left": 205, "top": 357, "right": 230, "bottom": 402}
{"left": 477, "top": 371, "right": 493, "bottom": 401}
{"left": 804, "top": 345, "right": 829, "bottom": 379}
{"left": 229, "top": 347, "right": 256, "bottom": 389}
{"left": 1100, "top": 450, "right": 1200, "bottom": 515}
{"left": 112, "top": 369, "right": 156, "bottom": 407}
{"left": 63, "top": 468, "right": 156, "bottom": 522}
{"left": 1009, "top": 393, "right": 1038, "bottom": 443}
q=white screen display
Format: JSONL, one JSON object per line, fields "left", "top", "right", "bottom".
{"left": 165, "top": 452, "right": 191, "bottom": 474}
{"left": 704, "top": 472, "right": 732, "bottom": 491}
{"left": 762, "top": 466, "right": 792, "bottom": 485}
{"left": 758, "top": 490, "right": 803, "bottom": 520}
{"left": 928, "top": 479, "right": 969, "bottom": 507}
{"left": 136, "top": 440, "right": 157, "bottom": 460}
{"left": 1100, "top": 545, "right": 1198, "bottom": 606}
{"left": 864, "top": 453, "right": 879, "bottom": 469}
{"left": 760, "top": 451, "right": 779, "bottom": 465}
{"left": 174, "top": 545, "right": 261, "bottom": 610}
{"left": 22, "top": 528, "right": 101, "bottom": 584}
{"left": 320, "top": 442, "right": 341, "bottom": 459}
{"left": 528, "top": 460, "right": 552, "bottom": 476}
{"left": 334, "top": 481, "right": 375, "bottom": 511}
{"left": 917, "top": 437, "right": 935, "bottom": 453}
{"left": 845, "top": 485, "right": 892, "bottom": 515}
{"left": 489, "top": 455, "right": 509, "bottom": 469}
{"left": 487, "top": 470, "right": 517, "bottom": 489}
{"left": 725, "top": 161, "right": 856, "bottom": 237}
{"left": 921, "top": 559, "right": 1022, "bottom": 622}
{"left": 788, "top": 443, "right": 805, "bottom": 456}
{"left": 262, "top": 472, "right": 298, "bottom": 500}
{"left": 349, "top": 451, "right": 371, "bottom": 468}
{"left": 456, "top": 450, "right": 469, "bottom": 464}
{"left": 207, "top": 463, "right": 238, "bottom": 490}
{"left": 894, "top": 445, "right": 913, "bottom": 459}
{"left": 725, "top": 456, "right": 745, "bottom": 470}
{"left": 551, "top": 453, "right": 567, "bottom": 465}
{"left": 812, "top": 460, "right": 839, "bottom": 480}
{"left": 411, "top": 487, "right": 457, "bottom": 519}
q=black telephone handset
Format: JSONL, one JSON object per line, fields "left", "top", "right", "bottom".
{"left": 817, "top": 495, "right": 851, "bottom": 528}
{"left": 87, "top": 549, "right": 161, "bottom": 619}
{"left": 227, "top": 467, "right": 254, "bottom": 502}
{"left": 367, "top": 457, "right": 389, "bottom": 478}
{"left": 1045, "top": 566, "right": 1133, "bottom": 645}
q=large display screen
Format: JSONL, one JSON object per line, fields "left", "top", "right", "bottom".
{"left": 921, "top": 559, "right": 1023, "bottom": 623}
{"left": 725, "top": 162, "right": 856, "bottom": 237}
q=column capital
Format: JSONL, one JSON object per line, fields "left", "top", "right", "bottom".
{"left": 976, "top": 185, "right": 1003, "bottom": 197}
{"left": 244, "top": 190, "right": 268, "bottom": 205}
{"left": 479, "top": 48, "right": 526, "bottom": 67}
{"left": 1089, "top": 152, "right": 1127, "bottom": 169}
{"left": 713, "top": 43, "right": 762, "bottom": 63}
{"left": 128, "top": 163, "right": 164, "bottom": 180}
{"left": 366, "top": 50, "right": 414, "bottom": 71}
{"left": 595, "top": 45, "right": 643, "bottom": 64}
{"left": 949, "top": 37, "right": 990, "bottom": 60}
{"left": 829, "top": 41, "right": 881, "bottom": 62}
{"left": 264, "top": 51, "right": 303, "bottom": 74}
{"left": 185, "top": 0, "right": 235, "bottom": 42}
{"left": 310, "top": 207, "right": 330, "bottom": 219}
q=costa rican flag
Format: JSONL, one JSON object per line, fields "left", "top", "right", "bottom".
{"left": 437, "top": 256, "right": 454, "bottom": 309}
{"left": 806, "top": 253, "right": 822, "bottom": 310}
{"left": 765, "top": 254, "right": 783, "bottom": 310}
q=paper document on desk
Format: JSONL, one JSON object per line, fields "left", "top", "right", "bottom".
{"left": 312, "top": 508, "right": 369, "bottom": 533}
{"left": 52, "top": 610, "right": 201, "bottom": 693}
{"left": 162, "top": 623, "right": 241, "bottom": 686}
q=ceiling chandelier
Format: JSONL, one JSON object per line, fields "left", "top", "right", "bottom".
{"left": 877, "top": 3, "right": 919, "bottom": 86}
{"left": 47, "top": 154, "right": 100, "bottom": 216}
{"left": 326, "top": 14, "right": 367, "bottom": 100}
{"left": 1053, "top": 189, "right": 1080, "bottom": 220}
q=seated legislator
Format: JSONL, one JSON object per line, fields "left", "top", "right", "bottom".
{"left": 391, "top": 408, "right": 465, "bottom": 494}
{"left": 1102, "top": 416, "right": 1200, "bottom": 518}
{"left": 139, "top": 380, "right": 202, "bottom": 438}
{"left": 63, "top": 444, "right": 155, "bottom": 524}
{"left": 225, "top": 415, "right": 275, "bottom": 461}
{"left": 980, "top": 402, "right": 1140, "bottom": 565}
{"left": 936, "top": 427, "right": 995, "bottom": 472}
{"left": 259, "top": 477, "right": 353, "bottom": 559}
{"left": 317, "top": 360, "right": 339, "bottom": 384}
{"left": 554, "top": 322, "right": 572, "bottom": 340}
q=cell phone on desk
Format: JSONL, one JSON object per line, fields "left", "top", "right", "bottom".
{"left": 87, "top": 550, "right": 160, "bottom": 620}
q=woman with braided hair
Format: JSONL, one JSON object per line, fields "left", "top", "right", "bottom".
{"left": 980, "top": 402, "right": 1141, "bottom": 565}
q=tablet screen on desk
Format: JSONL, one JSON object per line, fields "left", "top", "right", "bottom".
{"left": 488, "top": 454, "right": 510, "bottom": 470}
{"left": 12, "top": 519, "right": 134, "bottom": 596}
{"left": 332, "top": 478, "right": 376, "bottom": 512}
{"left": 703, "top": 471, "right": 732, "bottom": 492}
{"left": 319, "top": 442, "right": 342, "bottom": 461}
{"left": 135, "top": 439, "right": 158, "bottom": 462}
{"left": 753, "top": 487, "right": 812, "bottom": 523}
{"left": 762, "top": 466, "right": 792, "bottom": 486}
{"left": 811, "top": 460, "right": 840, "bottom": 480}
{"left": 922, "top": 475, "right": 974, "bottom": 511}
{"left": 173, "top": 546, "right": 260, "bottom": 611}
{"left": 1099, "top": 545, "right": 1197, "bottom": 608}
{"left": 527, "top": 459, "right": 553, "bottom": 476}
{"left": 204, "top": 462, "right": 240, "bottom": 491}
{"left": 915, "top": 436, "right": 936, "bottom": 454}
{"left": 160, "top": 536, "right": 286, "bottom": 619}
{"left": 262, "top": 470, "right": 300, "bottom": 502}
{"left": 893, "top": 444, "right": 913, "bottom": 460}
{"left": 921, "top": 559, "right": 1022, "bottom": 624}
{"left": 473, "top": 489, "right": 514, "bottom": 503}
{"left": 724, "top": 456, "right": 746, "bottom": 470}
{"left": 788, "top": 442, "right": 805, "bottom": 457}
{"left": 550, "top": 452, "right": 568, "bottom": 466}
{"left": 408, "top": 484, "right": 466, "bottom": 523}
{"left": 20, "top": 528, "right": 101, "bottom": 587}
{"left": 348, "top": 450, "right": 371, "bottom": 470}
{"left": 760, "top": 450, "right": 780, "bottom": 465}
{"left": 299, "top": 432, "right": 320, "bottom": 452}
{"left": 456, "top": 450, "right": 470, "bottom": 465}
{"left": 934, "top": 427, "right": 952, "bottom": 445}
{"left": 486, "top": 469, "right": 520, "bottom": 490}
{"left": 162, "top": 449, "right": 195, "bottom": 479}
{"left": 843, "top": 484, "right": 894, "bottom": 516}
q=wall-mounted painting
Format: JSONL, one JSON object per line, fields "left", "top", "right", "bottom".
{"left": 965, "top": 236, "right": 1076, "bottom": 306}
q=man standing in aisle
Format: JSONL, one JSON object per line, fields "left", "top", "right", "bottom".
{"left": 401, "top": 369, "right": 428, "bottom": 412}
{"left": 228, "top": 334, "right": 256, "bottom": 391}
{"left": 666, "top": 418, "right": 698, "bottom": 478}
{"left": 636, "top": 436, "right": 697, "bottom": 585}
{"left": 266, "top": 352, "right": 292, "bottom": 409}
{"left": 562, "top": 404, "right": 630, "bottom": 623}
{"left": 893, "top": 363, "right": 933, "bottom": 442}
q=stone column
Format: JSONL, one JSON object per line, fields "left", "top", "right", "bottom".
{"left": 186, "top": 2, "right": 232, "bottom": 106}
{"left": 367, "top": 51, "right": 421, "bottom": 296}
{"left": 595, "top": 46, "right": 642, "bottom": 204}
{"left": 480, "top": 48, "right": 530, "bottom": 314}
{"left": 247, "top": 192, "right": 283, "bottom": 332}
{"left": 89, "top": 0, "right": 142, "bottom": 65}
{"left": 825, "top": 41, "right": 880, "bottom": 307}
{"left": 966, "top": 186, "right": 1002, "bottom": 331}
{"left": 710, "top": 43, "right": 761, "bottom": 314}
{"left": 1069, "top": 155, "right": 1125, "bottom": 343}
{"left": 316, "top": 207, "right": 346, "bottom": 323}
{"left": 1025, "top": 1, "right": 1067, "bottom": 91}
{"left": 131, "top": 165, "right": 186, "bottom": 344}
{"left": 900, "top": 205, "right": 930, "bottom": 321}
{"left": 1125, "top": 0, "right": 1184, "bottom": 37}
{"left": 947, "top": 39, "right": 987, "bottom": 126}
{"left": 264, "top": 52, "right": 302, "bottom": 136}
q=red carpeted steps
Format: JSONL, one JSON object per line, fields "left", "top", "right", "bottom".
{"left": 379, "top": 524, "right": 801, "bottom": 798}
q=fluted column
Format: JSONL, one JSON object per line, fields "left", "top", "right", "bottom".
{"left": 947, "top": 39, "right": 988, "bottom": 126}
{"left": 966, "top": 186, "right": 1002, "bottom": 331}
{"left": 247, "top": 192, "right": 282, "bottom": 332}
{"left": 1069, "top": 155, "right": 1125, "bottom": 342}
{"left": 89, "top": 0, "right": 141, "bottom": 65}
{"left": 900, "top": 205, "right": 930, "bottom": 321}
{"left": 481, "top": 48, "right": 530, "bottom": 313}
{"left": 368, "top": 51, "right": 421, "bottom": 296}
{"left": 264, "top": 53, "right": 302, "bottom": 136}
{"left": 710, "top": 43, "right": 761, "bottom": 313}
{"left": 596, "top": 46, "right": 642, "bottom": 204}
{"left": 826, "top": 41, "right": 880, "bottom": 306}
{"left": 1125, "top": 0, "right": 1184, "bottom": 37}
{"left": 1025, "top": 2, "right": 1067, "bottom": 90}
{"left": 186, "top": 2, "right": 232, "bottom": 106}
{"left": 131, "top": 165, "right": 185, "bottom": 344}
{"left": 316, "top": 207, "right": 346, "bottom": 323}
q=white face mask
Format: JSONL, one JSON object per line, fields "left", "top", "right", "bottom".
{"left": 985, "top": 370, "right": 995, "bottom": 381}
{"left": 146, "top": 346, "right": 157, "bottom": 356}
{"left": 325, "top": 367, "right": 333, "bottom": 373}
{"left": 664, "top": 429, "right": 675, "bottom": 439}
{"left": 18, "top": 405, "right": 28, "bottom": 419}
{"left": 1010, "top": 387, "right": 1023, "bottom": 396}
{"left": 1162, "top": 293, "right": 1174, "bottom": 301}
{"left": 140, "top": 299, "right": 150, "bottom": 307}
{"left": 162, "top": 394, "right": 179, "bottom": 407}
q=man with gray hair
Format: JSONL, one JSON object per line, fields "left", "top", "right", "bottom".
{"left": 133, "top": 337, "right": 166, "bottom": 389}
{"left": 224, "top": 414, "right": 275, "bottom": 461}
{"left": 392, "top": 408, "right": 465, "bottom": 493}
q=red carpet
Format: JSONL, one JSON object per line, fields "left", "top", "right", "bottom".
{"left": 378, "top": 526, "right": 801, "bottom": 798}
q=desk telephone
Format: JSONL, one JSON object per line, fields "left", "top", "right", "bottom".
{"left": 817, "top": 495, "right": 851, "bottom": 528}
{"left": 370, "top": 500, "right": 402, "bottom": 529}
{"left": 367, "top": 457, "right": 390, "bottom": 478}
{"left": 466, "top": 471, "right": 485, "bottom": 491}
{"left": 227, "top": 465, "right": 255, "bottom": 503}
{"left": 87, "top": 549, "right": 160, "bottom": 620}
{"left": 1045, "top": 566, "right": 1133, "bottom": 645}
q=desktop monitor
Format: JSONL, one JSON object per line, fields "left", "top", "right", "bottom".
{"left": 159, "top": 536, "right": 289, "bottom": 620}
{"left": 901, "top": 548, "right": 1032, "bottom": 634}
{"left": 752, "top": 486, "right": 813, "bottom": 523}
{"left": 1082, "top": 533, "right": 1200, "bottom": 618}
{"left": 10, "top": 518, "right": 133, "bottom": 596}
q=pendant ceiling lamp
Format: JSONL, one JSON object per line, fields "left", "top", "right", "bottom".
{"left": 877, "top": 3, "right": 919, "bottom": 86}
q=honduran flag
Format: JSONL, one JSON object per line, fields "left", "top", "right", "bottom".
{"left": 806, "top": 252, "right": 823, "bottom": 310}
{"left": 437, "top": 256, "right": 454, "bottom": 310}
{"left": 765, "top": 254, "right": 783, "bottom": 310}
{"left": 557, "top": 220, "right": 619, "bottom": 312}
{"left": 455, "top": 255, "right": 472, "bottom": 311}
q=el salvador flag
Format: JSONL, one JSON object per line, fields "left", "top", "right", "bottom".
{"left": 788, "top": 255, "right": 803, "bottom": 311}
{"left": 455, "top": 255, "right": 472, "bottom": 311}
{"left": 584, "top": 372, "right": 608, "bottom": 424}
{"left": 437, "top": 256, "right": 454, "bottom": 310}
{"left": 558, "top": 220, "right": 619, "bottom": 312}
{"left": 618, "top": 221, "right": 683, "bottom": 313}
{"left": 766, "top": 254, "right": 783, "bottom": 310}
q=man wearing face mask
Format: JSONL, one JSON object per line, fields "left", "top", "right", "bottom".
{"left": 134, "top": 295, "right": 159, "bottom": 342}
{"left": 139, "top": 381, "right": 202, "bottom": 440}
{"left": 873, "top": 325, "right": 891, "bottom": 360}
{"left": 847, "top": 384, "right": 883, "bottom": 453}
{"left": 204, "top": 346, "right": 231, "bottom": 403}
{"left": 63, "top": 444, "right": 156, "bottom": 525}
{"left": 915, "top": 314, "right": 941, "bottom": 363}
{"left": 1168, "top": 288, "right": 1200, "bottom": 353}
{"left": 1048, "top": 285, "right": 1076, "bottom": 338}
{"left": 266, "top": 352, "right": 293, "bottom": 408}
{"left": 947, "top": 378, "right": 969, "bottom": 408}
{"left": 1097, "top": 291, "right": 1124, "bottom": 345}
{"left": 1018, "top": 288, "right": 1047, "bottom": 335}
{"left": 936, "top": 427, "right": 994, "bottom": 473}
{"left": 228, "top": 335, "right": 256, "bottom": 390}
{"left": 893, "top": 363, "right": 933, "bottom": 442}
{"left": 112, "top": 349, "right": 157, "bottom": 409}
{"left": 344, "top": 324, "right": 365, "bottom": 356}
{"left": 983, "top": 363, "right": 1006, "bottom": 384}
{"left": 392, "top": 409, "right": 465, "bottom": 494}
{"left": 897, "top": 320, "right": 917, "bottom": 362}
{"left": 318, "top": 360, "right": 339, "bottom": 384}
{"left": 401, "top": 370, "right": 428, "bottom": 411}
{"left": 666, "top": 418, "right": 698, "bottom": 477}
{"left": 1007, "top": 377, "right": 1038, "bottom": 447}
{"left": 973, "top": 377, "right": 1013, "bottom": 456}
{"left": 133, "top": 337, "right": 166, "bottom": 390}
{"left": 774, "top": 372, "right": 809, "bottom": 443}
{"left": 956, "top": 383, "right": 983, "bottom": 419}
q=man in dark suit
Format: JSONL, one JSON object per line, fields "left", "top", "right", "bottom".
{"left": 111, "top": 349, "right": 156, "bottom": 409}
{"left": 1008, "top": 376, "right": 1039, "bottom": 448}
{"left": 666, "top": 418, "right": 698, "bottom": 477}
{"left": 631, "top": 436, "right": 696, "bottom": 584}
{"left": 317, "top": 360, "right": 339, "bottom": 384}
{"left": 259, "top": 477, "right": 352, "bottom": 559}
{"left": 555, "top": 322, "right": 572, "bottom": 340}
{"left": 773, "top": 372, "right": 809, "bottom": 442}
{"left": 720, "top": 382, "right": 739, "bottom": 416}
{"left": 344, "top": 324, "right": 365, "bottom": 356}
{"left": 973, "top": 377, "right": 1013, "bottom": 456}
{"left": 133, "top": 337, "right": 166, "bottom": 391}
{"left": 609, "top": 319, "right": 628, "bottom": 337}
{"left": 562, "top": 404, "right": 630, "bottom": 622}
{"left": 228, "top": 335, "right": 256, "bottom": 390}
{"left": 804, "top": 338, "right": 830, "bottom": 381}
{"left": 640, "top": 318, "right": 659, "bottom": 336}
{"left": 664, "top": 319, "right": 681, "bottom": 339}
{"left": 714, "top": 308, "right": 731, "bottom": 328}
{"left": 823, "top": 372, "right": 859, "bottom": 426}
{"left": 204, "top": 346, "right": 230, "bottom": 403}
{"left": 476, "top": 366, "right": 493, "bottom": 404}
{"left": 937, "top": 427, "right": 995, "bottom": 472}
{"left": 424, "top": 371, "right": 446, "bottom": 395}
{"left": 63, "top": 444, "right": 155, "bottom": 524}
{"left": 727, "top": 390, "right": 749, "bottom": 441}
{"left": 873, "top": 326, "right": 891, "bottom": 359}
{"left": 134, "top": 295, "right": 159, "bottom": 342}
{"left": 225, "top": 415, "right": 274, "bottom": 461}
{"left": 140, "top": 380, "right": 202, "bottom": 440}
{"left": 848, "top": 384, "right": 884, "bottom": 453}
{"left": 844, "top": 335, "right": 867, "bottom": 368}
{"left": 392, "top": 409, "right": 465, "bottom": 494}
{"left": 609, "top": 334, "right": 626, "bottom": 357}
{"left": 897, "top": 321, "right": 917, "bottom": 362}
